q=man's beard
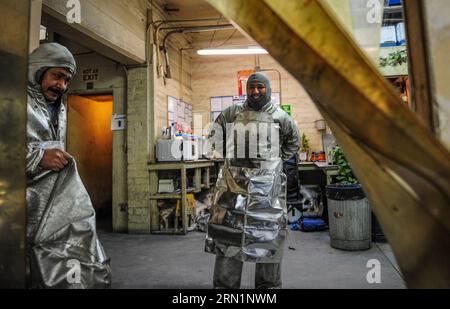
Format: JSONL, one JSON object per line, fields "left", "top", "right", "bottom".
{"left": 248, "top": 95, "right": 267, "bottom": 110}
{"left": 47, "top": 87, "right": 66, "bottom": 102}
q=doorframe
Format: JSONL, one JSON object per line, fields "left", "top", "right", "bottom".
{"left": 67, "top": 89, "right": 115, "bottom": 230}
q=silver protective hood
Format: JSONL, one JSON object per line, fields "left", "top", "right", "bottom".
{"left": 26, "top": 44, "right": 111, "bottom": 288}
{"left": 28, "top": 42, "right": 76, "bottom": 90}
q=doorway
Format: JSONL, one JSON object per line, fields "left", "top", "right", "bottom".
{"left": 67, "top": 94, "right": 113, "bottom": 231}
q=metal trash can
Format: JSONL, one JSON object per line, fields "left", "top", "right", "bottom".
{"left": 326, "top": 184, "right": 371, "bottom": 251}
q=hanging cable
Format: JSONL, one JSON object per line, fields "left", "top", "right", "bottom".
{"left": 213, "top": 29, "right": 237, "bottom": 48}
{"left": 161, "top": 24, "right": 234, "bottom": 78}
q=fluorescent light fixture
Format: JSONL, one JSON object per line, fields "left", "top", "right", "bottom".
{"left": 197, "top": 47, "right": 268, "bottom": 55}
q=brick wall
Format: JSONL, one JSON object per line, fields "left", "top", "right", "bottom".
{"left": 153, "top": 9, "right": 194, "bottom": 150}
{"left": 127, "top": 67, "right": 151, "bottom": 233}
{"left": 126, "top": 7, "right": 194, "bottom": 232}
{"left": 190, "top": 53, "right": 326, "bottom": 153}
{"left": 154, "top": 41, "right": 193, "bottom": 143}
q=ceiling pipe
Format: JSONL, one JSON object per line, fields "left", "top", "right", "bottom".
{"left": 151, "top": 17, "right": 228, "bottom": 27}
{"left": 161, "top": 24, "right": 234, "bottom": 78}
{"left": 159, "top": 24, "right": 233, "bottom": 32}
{"left": 151, "top": 18, "right": 230, "bottom": 77}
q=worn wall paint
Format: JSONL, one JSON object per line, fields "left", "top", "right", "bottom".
{"left": 154, "top": 43, "right": 194, "bottom": 143}
{"left": 43, "top": 0, "right": 147, "bottom": 63}
{"left": 153, "top": 10, "right": 194, "bottom": 145}
{"left": 423, "top": 0, "right": 450, "bottom": 150}
{"left": 29, "top": 0, "right": 43, "bottom": 52}
{"left": 127, "top": 66, "right": 151, "bottom": 233}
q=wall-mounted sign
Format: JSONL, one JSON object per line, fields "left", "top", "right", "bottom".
{"left": 280, "top": 105, "right": 292, "bottom": 116}
{"left": 111, "top": 114, "right": 126, "bottom": 131}
{"left": 237, "top": 70, "right": 255, "bottom": 96}
{"left": 82, "top": 68, "right": 99, "bottom": 82}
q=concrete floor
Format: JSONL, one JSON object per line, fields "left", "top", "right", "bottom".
{"left": 98, "top": 229, "right": 406, "bottom": 289}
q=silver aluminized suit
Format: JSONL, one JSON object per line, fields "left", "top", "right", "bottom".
{"left": 206, "top": 73, "right": 300, "bottom": 288}
{"left": 26, "top": 43, "right": 111, "bottom": 288}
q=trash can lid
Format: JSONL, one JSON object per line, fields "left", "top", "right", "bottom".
{"left": 326, "top": 184, "right": 366, "bottom": 201}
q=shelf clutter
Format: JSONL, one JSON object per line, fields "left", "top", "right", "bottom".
{"left": 381, "top": 0, "right": 406, "bottom": 47}
{"left": 148, "top": 160, "right": 216, "bottom": 235}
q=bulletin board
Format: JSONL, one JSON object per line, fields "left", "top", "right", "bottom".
{"left": 210, "top": 96, "right": 234, "bottom": 122}
{"left": 168, "top": 96, "right": 193, "bottom": 127}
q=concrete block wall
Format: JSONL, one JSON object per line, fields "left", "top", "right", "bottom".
{"left": 154, "top": 41, "right": 193, "bottom": 142}
{"left": 190, "top": 53, "right": 326, "bottom": 153}
{"left": 126, "top": 7, "right": 194, "bottom": 232}
{"left": 152, "top": 9, "right": 194, "bottom": 144}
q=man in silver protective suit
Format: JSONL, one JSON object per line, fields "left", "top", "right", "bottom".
{"left": 206, "top": 72, "right": 300, "bottom": 289}
{"left": 26, "top": 43, "right": 111, "bottom": 288}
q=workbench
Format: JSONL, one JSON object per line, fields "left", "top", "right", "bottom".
{"left": 298, "top": 161, "right": 339, "bottom": 185}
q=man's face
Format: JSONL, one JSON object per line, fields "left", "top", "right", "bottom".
{"left": 40, "top": 67, "right": 73, "bottom": 102}
{"left": 247, "top": 81, "right": 267, "bottom": 102}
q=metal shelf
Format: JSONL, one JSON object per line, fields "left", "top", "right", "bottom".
{"left": 383, "top": 5, "right": 404, "bottom": 25}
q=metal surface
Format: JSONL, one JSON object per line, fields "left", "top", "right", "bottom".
{"left": 26, "top": 43, "right": 111, "bottom": 288}
{"left": 156, "top": 139, "right": 183, "bottom": 162}
{"left": 0, "top": 1, "right": 29, "bottom": 289}
{"left": 206, "top": 124, "right": 288, "bottom": 262}
{"left": 206, "top": 0, "right": 450, "bottom": 288}
{"left": 205, "top": 74, "right": 300, "bottom": 263}
{"left": 328, "top": 197, "right": 371, "bottom": 251}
